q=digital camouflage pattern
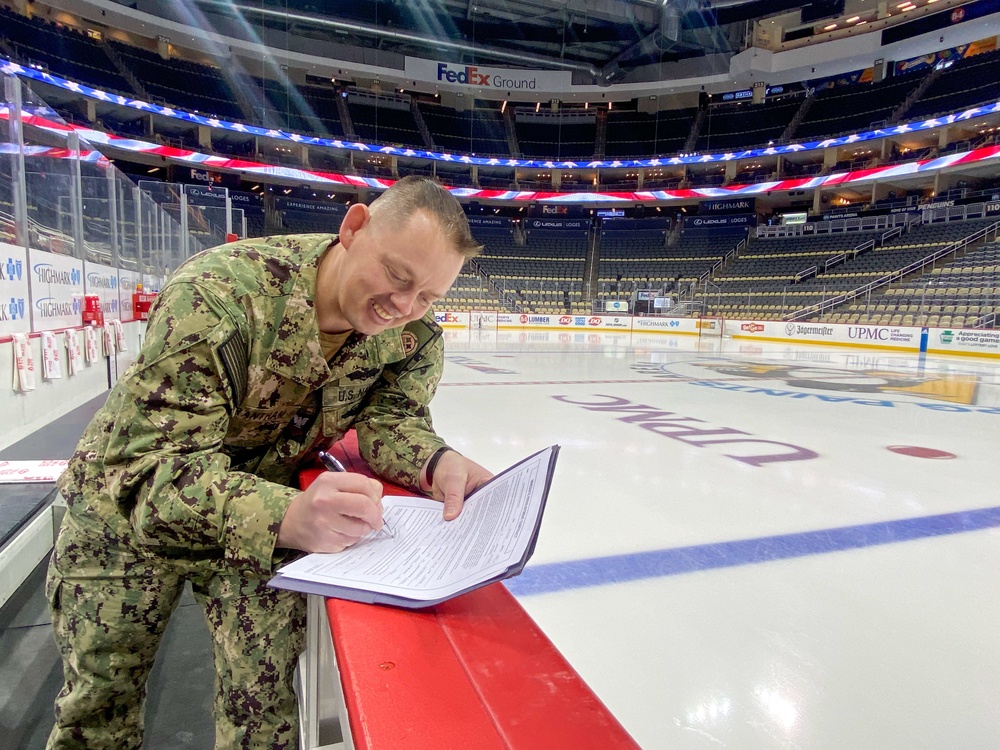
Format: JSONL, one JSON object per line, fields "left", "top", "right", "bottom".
{"left": 47, "top": 233, "right": 449, "bottom": 749}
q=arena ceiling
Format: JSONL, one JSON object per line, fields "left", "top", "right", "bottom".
{"left": 191, "top": 0, "right": 806, "bottom": 83}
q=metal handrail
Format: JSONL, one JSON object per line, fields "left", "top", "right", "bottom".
{"left": 974, "top": 312, "right": 997, "bottom": 329}
{"left": 784, "top": 220, "right": 1000, "bottom": 321}
{"left": 880, "top": 225, "right": 903, "bottom": 243}
{"left": 824, "top": 252, "right": 847, "bottom": 270}
{"left": 852, "top": 239, "right": 874, "bottom": 257}
{"left": 795, "top": 266, "right": 818, "bottom": 282}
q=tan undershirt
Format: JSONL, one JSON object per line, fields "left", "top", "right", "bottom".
{"left": 318, "top": 330, "right": 352, "bottom": 361}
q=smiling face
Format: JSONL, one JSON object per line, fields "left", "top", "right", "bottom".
{"left": 316, "top": 202, "right": 465, "bottom": 335}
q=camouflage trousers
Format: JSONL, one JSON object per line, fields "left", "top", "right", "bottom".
{"left": 45, "top": 511, "right": 306, "bottom": 750}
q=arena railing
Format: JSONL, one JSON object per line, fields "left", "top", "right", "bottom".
{"left": 784, "top": 219, "right": 1000, "bottom": 322}
{"left": 1, "top": 72, "right": 233, "bottom": 274}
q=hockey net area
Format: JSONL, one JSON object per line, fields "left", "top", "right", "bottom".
{"left": 696, "top": 316, "right": 725, "bottom": 338}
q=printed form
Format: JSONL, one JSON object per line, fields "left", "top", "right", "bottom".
{"left": 275, "top": 445, "right": 556, "bottom": 603}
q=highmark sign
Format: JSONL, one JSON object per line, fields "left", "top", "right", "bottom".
{"left": 404, "top": 58, "right": 572, "bottom": 91}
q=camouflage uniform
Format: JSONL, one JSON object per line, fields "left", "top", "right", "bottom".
{"left": 47, "top": 234, "right": 449, "bottom": 749}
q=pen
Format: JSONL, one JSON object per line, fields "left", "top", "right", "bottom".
{"left": 318, "top": 450, "right": 393, "bottom": 538}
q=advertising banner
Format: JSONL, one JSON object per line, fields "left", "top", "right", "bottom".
{"left": 700, "top": 197, "right": 756, "bottom": 214}
{"left": 0, "top": 241, "right": 30, "bottom": 335}
{"left": 526, "top": 218, "right": 590, "bottom": 231}
{"left": 493, "top": 312, "right": 633, "bottom": 330}
{"left": 28, "top": 248, "right": 84, "bottom": 331}
{"left": 84, "top": 260, "right": 121, "bottom": 322}
{"left": 433, "top": 311, "right": 470, "bottom": 329}
{"left": 727, "top": 320, "right": 922, "bottom": 351}
{"left": 470, "top": 310, "right": 498, "bottom": 330}
{"left": 632, "top": 317, "right": 703, "bottom": 335}
{"left": 605, "top": 299, "right": 629, "bottom": 313}
{"left": 688, "top": 214, "right": 756, "bottom": 228}
{"left": 466, "top": 215, "right": 511, "bottom": 228}
{"left": 118, "top": 268, "right": 141, "bottom": 323}
{"left": 581, "top": 315, "right": 631, "bottom": 330}
{"left": 405, "top": 58, "right": 573, "bottom": 92}
{"left": 184, "top": 184, "right": 229, "bottom": 205}
{"left": 928, "top": 327, "right": 1000, "bottom": 357}
{"left": 275, "top": 197, "right": 347, "bottom": 215}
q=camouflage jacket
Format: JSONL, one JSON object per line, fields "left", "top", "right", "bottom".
{"left": 58, "top": 234, "right": 448, "bottom": 576}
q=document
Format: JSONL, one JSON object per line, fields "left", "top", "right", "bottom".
{"left": 269, "top": 445, "right": 559, "bottom": 608}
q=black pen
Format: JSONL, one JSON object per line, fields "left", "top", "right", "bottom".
{"left": 318, "top": 450, "right": 394, "bottom": 538}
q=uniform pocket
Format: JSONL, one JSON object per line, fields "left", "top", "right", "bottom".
{"left": 45, "top": 560, "right": 63, "bottom": 615}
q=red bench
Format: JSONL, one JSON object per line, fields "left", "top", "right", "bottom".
{"left": 299, "top": 434, "right": 640, "bottom": 749}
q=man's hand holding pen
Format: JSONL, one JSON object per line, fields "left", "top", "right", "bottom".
{"left": 276, "top": 455, "right": 385, "bottom": 553}
{"left": 320, "top": 451, "right": 394, "bottom": 538}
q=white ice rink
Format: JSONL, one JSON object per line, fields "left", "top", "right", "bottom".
{"left": 431, "top": 329, "right": 1000, "bottom": 750}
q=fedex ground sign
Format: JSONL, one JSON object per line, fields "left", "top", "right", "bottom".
{"left": 405, "top": 58, "right": 571, "bottom": 92}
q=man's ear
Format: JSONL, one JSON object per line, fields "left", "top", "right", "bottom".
{"left": 338, "top": 202, "right": 371, "bottom": 250}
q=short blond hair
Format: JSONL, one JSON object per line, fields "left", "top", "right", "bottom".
{"left": 368, "top": 176, "right": 483, "bottom": 259}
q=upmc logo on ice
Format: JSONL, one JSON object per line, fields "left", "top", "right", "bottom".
{"left": 1, "top": 257, "right": 23, "bottom": 281}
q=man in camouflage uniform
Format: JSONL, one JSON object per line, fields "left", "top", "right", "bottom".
{"left": 46, "top": 176, "right": 492, "bottom": 749}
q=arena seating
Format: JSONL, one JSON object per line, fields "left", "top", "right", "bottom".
{"left": 474, "top": 230, "right": 588, "bottom": 313}
{"left": 514, "top": 111, "right": 598, "bottom": 160}
{"left": 709, "top": 217, "right": 1000, "bottom": 321}
{"left": 597, "top": 231, "right": 736, "bottom": 293}
{"left": 835, "top": 236, "right": 1000, "bottom": 327}
{"left": 793, "top": 71, "right": 928, "bottom": 140}
{"left": 0, "top": 7, "right": 132, "bottom": 94}
{"left": 604, "top": 107, "right": 695, "bottom": 158}
{"left": 441, "top": 266, "right": 503, "bottom": 311}
{"left": 347, "top": 92, "right": 425, "bottom": 149}
{"left": 417, "top": 101, "right": 510, "bottom": 157}
{"left": 296, "top": 84, "right": 348, "bottom": 138}
{"left": 108, "top": 41, "right": 243, "bottom": 121}
{"left": 4, "top": 5, "right": 1000, "bottom": 329}
{"left": 697, "top": 97, "right": 802, "bottom": 151}
{"left": 6, "top": 7, "right": 1000, "bottom": 174}
{"left": 907, "top": 48, "right": 1000, "bottom": 120}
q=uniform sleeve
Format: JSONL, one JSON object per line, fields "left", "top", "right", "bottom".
{"left": 102, "top": 281, "right": 298, "bottom": 575}
{"left": 354, "top": 333, "right": 448, "bottom": 491}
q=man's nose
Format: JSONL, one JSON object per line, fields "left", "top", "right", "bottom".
{"left": 390, "top": 289, "right": 418, "bottom": 317}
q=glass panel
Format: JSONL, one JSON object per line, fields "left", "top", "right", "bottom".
{"left": 20, "top": 84, "right": 80, "bottom": 257}
{"left": 0, "top": 77, "right": 23, "bottom": 248}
